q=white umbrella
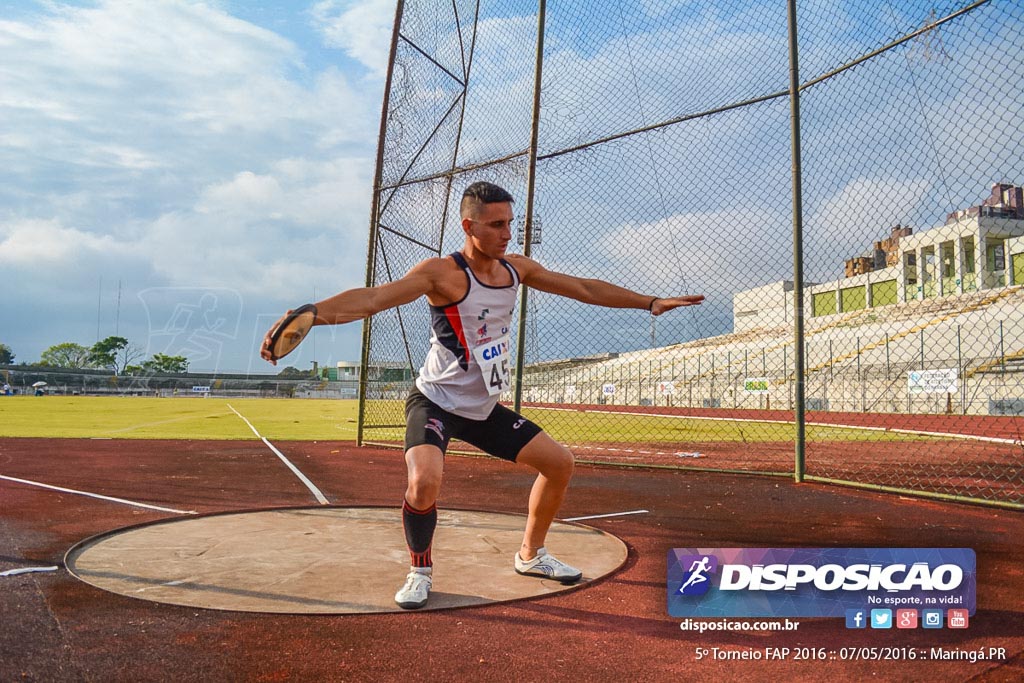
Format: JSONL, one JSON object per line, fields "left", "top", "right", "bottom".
{"left": 32, "top": 381, "right": 47, "bottom": 388}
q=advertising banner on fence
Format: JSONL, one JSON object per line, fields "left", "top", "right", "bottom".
{"left": 668, "top": 548, "right": 975, "bottom": 618}
{"left": 743, "top": 377, "right": 770, "bottom": 394}
{"left": 907, "top": 369, "right": 959, "bottom": 394}
{"left": 657, "top": 381, "right": 676, "bottom": 396}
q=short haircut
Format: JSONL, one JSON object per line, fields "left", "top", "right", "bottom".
{"left": 460, "top": 181, "right": 514, "bottom": 218}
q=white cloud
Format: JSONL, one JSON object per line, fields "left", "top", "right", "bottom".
{"left": 194, "top": 157, "right": 370, "bottom": 228}
{"left": 44, "top": 2, "right": 293, "bottom": 77}
{"left": 804, "top": 177, "right": 931, "bottom": 281}
{"left": 812, "top": 177, "right": 932, "bottom": 232}
{"left": 594, "top": 208, "right": 790, "bottom": 300}
{"left": 0, "top": 2, "right": 382, "bottom": 368}
{"left": 149, "top": 159, "right": 363, "bottom": 296}
{"left": 0, "top": 218, "right": 138, "bottom": 265}
{"left": 199, "top": 171, "right": 284, "bottom": 214}
{"left": 0, "top": 1, "right": 370, "bottom": 182}
{"left": 310, "top": 0, "right": 396, "bottom": 76}
{"left": 0, "top": 1, "right": 378, "bottom": 267}
{"left": 140, "top": 155, "right": 373, "bottom": 297}
{"left": 536, "top": 7, "right": 788, "bottom": 152}
{"left": 585, "top": 177, "right": 931, "bottom": 304}
{"left": 3, "top": 1, "right": 1018, "bottom": 369}
{"left": 1, "top": 2, "right": 296, "bottom": 126}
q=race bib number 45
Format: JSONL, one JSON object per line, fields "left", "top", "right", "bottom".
{"left": 472, "top": 334, "right": 511, "bottom": 396}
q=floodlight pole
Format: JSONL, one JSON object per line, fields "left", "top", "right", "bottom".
{"left": 357, "top": 0, "right": 405, "bottom": 447}
{"left": 788, "top": 0, "right": 807, "bottom": 482}
{"left": 513, "top": 0, "right": 547, "bottom": 414}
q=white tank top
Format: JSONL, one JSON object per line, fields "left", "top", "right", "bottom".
{"left": 416, "top": 252, "right": 520, "bottom": 420}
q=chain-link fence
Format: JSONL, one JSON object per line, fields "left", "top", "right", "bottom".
{"left": 359, "top": 0, "right": 1024, "bottom": 508}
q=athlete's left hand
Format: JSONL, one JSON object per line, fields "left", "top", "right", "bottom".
{"left": 651, "top": 295, "right": 705, "bottom": 315}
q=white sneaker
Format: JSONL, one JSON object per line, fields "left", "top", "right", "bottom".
{"left": 514, "top": 547, "right": 582, "bottom": 583}
{"left": 395, "top": 568, "right": 432, "bottom": 610}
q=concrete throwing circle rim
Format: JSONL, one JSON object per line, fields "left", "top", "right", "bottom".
{"left": 64, "top": 505, "right": 630, "bottom": 615}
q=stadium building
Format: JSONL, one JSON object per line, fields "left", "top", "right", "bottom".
{"left": 523, "top": 184, "right": 1024, "bottom": 416}
{"left": 735, "top": 183, "right": 1024, "bottom": 331}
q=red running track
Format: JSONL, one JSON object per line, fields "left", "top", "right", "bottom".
{"left": 525, "top": 403, "right": 1024, "bottom": 442}
{"left": 1, "top": 437, "right": 1022, "bottom": 682}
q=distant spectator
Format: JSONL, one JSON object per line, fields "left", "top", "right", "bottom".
{"left": 2, "top": 383, "right": 11, "bottom": 396}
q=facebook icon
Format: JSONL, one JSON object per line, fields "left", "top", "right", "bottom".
{"left": 846, "top": 609, "right": 867, "bottom": 629}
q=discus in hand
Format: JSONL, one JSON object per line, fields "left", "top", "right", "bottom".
{"left": 266, "top": 304, "right": 318, "bottom": 361}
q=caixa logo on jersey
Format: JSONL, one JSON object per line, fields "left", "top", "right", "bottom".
{"left": 667, "top": 548, "right": 975, "bottom": 618}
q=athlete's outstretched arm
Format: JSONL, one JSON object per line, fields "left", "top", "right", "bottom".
{"left": 310, "top": 258, "right": 446, "bottom": 325}
{"left": 506, "top": 254, "right": 704, "bottom": 315}
{"left": 260, "top": 258, "right": 445, "bottom": 362}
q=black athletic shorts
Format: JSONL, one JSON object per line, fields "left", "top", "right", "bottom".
{"left": 404, "top": 387, "right": 543, "bottom": 462}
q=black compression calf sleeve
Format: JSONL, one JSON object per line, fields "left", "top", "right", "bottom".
{"left": 402, "top": 499, "right": 437, "bottom": 568}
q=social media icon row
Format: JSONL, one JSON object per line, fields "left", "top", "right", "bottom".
{"left": 845, "top": 608, "right": 968, "bottom": 629}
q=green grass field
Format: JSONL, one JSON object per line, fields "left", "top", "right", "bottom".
{"left": 0, "top": 396, "right": 935, "bottom": 444}
{"left": 0, "top": 397, "right": 360, "bottom": 441}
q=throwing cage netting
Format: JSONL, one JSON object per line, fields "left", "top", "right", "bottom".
{"left": 358, "top": 0, "right": 1023, "bottom": 509}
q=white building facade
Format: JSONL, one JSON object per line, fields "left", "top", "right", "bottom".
{"left": 734, "top": 187, "right": 1024, "bottom": 331}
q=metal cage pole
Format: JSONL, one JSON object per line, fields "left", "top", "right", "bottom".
{"left": 788, "top": 0, "right": 807, "bottom": 482}
{"left": 513, "top": 0, "right": 547, "bottom": 414}
{"left": 437, "top": 1, "right": 482, "bottom": 255}
{"left": 357, "top": 0, "right": 406, "bottom": 447}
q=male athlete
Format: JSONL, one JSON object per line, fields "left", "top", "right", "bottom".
{"left": 262, "top": 182, "right": 703, "bottom": 609}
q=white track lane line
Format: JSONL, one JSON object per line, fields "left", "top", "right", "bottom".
{"left": 227, "top": 404, "right": 330, "bottom": 505}
{"left": 530, "top": 406, "right": 1021, "bottom": 445}
{"left": 1, "top": 566, "right": 59, "bottom": 577}
{"left": 563, "top": 509, "right": 649, "bottom": 522}
{"left": 0, "top": 474, "right": 195, "bottom": 514}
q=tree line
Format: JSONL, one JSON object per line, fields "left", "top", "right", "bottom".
{"left": 0, "top": 338, "right": 188, "bottom": 374}
{"left": 3, "top": 341, "right": 318, "bottom": 377}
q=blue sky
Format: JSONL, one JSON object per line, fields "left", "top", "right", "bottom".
{"left": 369, "top": 0, "right": 1022, "bottom": 365}
{"left": 1, "top": 0, "right": 1020, "bottom": 373}
{"left": 0, "top": 0, "right": 396, "bottom": 373}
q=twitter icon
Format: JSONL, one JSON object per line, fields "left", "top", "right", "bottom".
{"left": 870, "top": 609, "right": 893, "bottom": 629}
